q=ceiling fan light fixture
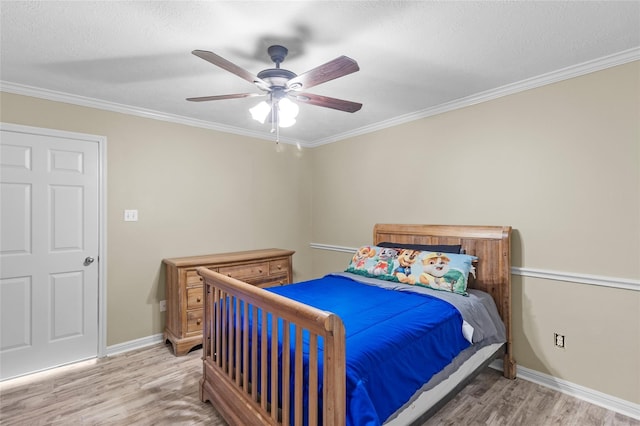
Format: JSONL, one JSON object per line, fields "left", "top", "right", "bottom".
{"left": 278, "top": 97, "right": 299, "bottom": 120}
{"left": 251, "top": 97, "right": 299, "bottom": 129}
{"left": 189, "top": 45, "right": 361, "bottom": 141}
{"left": 249, "top": 100, "right": 271, "bottom": 124}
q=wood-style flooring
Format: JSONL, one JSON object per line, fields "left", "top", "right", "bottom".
{"left": 0, "top": 343, "right": 637, "bottom": 425}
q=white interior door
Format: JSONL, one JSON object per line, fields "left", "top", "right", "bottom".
{"left": 0, "top": 125, "right": 101, "bottom": 380}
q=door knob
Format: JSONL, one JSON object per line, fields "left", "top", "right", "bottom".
{"left": 84, "top": 257, "right": 95, "bottom": 265}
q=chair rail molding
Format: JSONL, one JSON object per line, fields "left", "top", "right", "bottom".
{"left": 310, "top": 243, "right": 640, "bottom": 292}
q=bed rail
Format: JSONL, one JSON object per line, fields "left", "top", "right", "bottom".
{"left": 198, "top": 267, "right": 346, "bottom": 426}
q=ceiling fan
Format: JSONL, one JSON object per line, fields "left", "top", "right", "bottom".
{"left": 187, "top": 45, "right": 362, "bottom": 136}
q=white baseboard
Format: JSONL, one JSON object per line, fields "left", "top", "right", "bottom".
{"left": 490, "top": 360, "right": 640, "bottom": 420}
{"left": 104, "top": 333, "right": 164, "bottom": 357}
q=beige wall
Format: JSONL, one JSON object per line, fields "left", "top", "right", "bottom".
{"left": 1, "top": 60, "right": 638, "bottom": 405}
{"left": 0, "top": 93, "right": 314, "bottom": 345}
{"left": 310, "top": 62, "right": 640, "bottom": 404}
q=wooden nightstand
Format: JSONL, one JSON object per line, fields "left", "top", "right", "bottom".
{"left": 162, "top": 248, "right": 294, "bottom": 356}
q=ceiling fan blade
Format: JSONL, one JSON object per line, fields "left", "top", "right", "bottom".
{"left": 186, "top": 93, "right": 264, "bottom": 102}
{"left": 192, "top": 50, "right": 268, "bottom": 87}
{"left": 290, "top": 92, "right": 362, "bottom": 113}
{"left": 287, "top": 56, "right": 359, "bottom": 91}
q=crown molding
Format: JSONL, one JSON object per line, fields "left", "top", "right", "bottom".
{"left": 306, "top": 47, "right": 640, "bottom": 147}
{"left": 2, "top": 47, "right": 638, "bottom": 149}
{"left": 0, "top": 81, "right": 302, "bottom": 146}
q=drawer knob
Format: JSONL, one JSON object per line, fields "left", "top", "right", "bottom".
{"left": 196, "top": 297, "right": 201, "bottom": 303}
{"left": 199, "top": 277, "right": 203, "bottom": 281}
{"left": 258, "top": 269, "right": 263, "bottom": 273}
{"left": 196, "top": 319, "right": 201, "bottom": 325}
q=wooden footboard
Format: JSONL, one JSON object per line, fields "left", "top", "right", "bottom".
{"left": 197, "top": 267, "right": 346, "bottom": 426}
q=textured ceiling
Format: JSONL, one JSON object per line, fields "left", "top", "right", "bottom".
{"left": 1, "top": 1, "right": 639, "bottom": 147}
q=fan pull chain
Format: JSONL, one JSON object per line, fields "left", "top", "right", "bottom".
{"left": 272, "top": 101, "right": 280, "bottom": 143}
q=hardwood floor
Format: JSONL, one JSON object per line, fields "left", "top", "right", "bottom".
{"left": 0, "top": 343, "right": 637, "bottom": 425}
{"left": 423, "top": 368, "right": 639, "bottom": 426}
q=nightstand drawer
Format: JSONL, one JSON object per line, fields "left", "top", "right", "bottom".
{"left": 186, "top": 287, "right": 203, "bottom": 309}
{"left": 219, "top": 262, "right": 268, "bottom": 280}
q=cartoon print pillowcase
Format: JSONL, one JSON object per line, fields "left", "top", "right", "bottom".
{"left": 345, "top": 245, "right": 477, "bottom": 295}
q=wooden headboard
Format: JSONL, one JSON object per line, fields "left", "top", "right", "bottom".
{"left": 373, "top": 224, "right": 515, "bottom": 379}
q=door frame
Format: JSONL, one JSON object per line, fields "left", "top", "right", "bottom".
{"left": 0, "top": 122, "right": 107, "bottom": 359}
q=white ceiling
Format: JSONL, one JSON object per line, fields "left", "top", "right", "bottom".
{"left": 1, "top": 1, "right": 639, "bottom": 147}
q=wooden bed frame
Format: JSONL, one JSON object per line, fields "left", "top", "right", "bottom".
{"left": 198, "top": 224, "right": 515, "bottom": 426}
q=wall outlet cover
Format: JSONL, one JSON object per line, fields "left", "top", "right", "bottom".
{"left": 124, "top": 209, "right": 138, "bottom": 221}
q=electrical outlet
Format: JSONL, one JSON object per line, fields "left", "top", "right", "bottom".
{"left": 159, "top": 300, "right": 166, "bottom": 312}
{"left": 124, "top": 209, "right": 138, "bottom": 222}
{"left": 554, "top": 333, "right": 565, "bottom": 348}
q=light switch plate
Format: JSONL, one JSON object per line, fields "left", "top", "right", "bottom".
{"left": 124, "top": 209, "right": 138, "bottom": 221}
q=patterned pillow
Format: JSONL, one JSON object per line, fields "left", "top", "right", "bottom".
{"left": 345, "top": 245, "right": 476, "bottom": 295}
{"left": 345, "top": 245, "right": 401, "bottom": 282}
{"left": 412, "top": 251, "right": 476, "bottom": 295}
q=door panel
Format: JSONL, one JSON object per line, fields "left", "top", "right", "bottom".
{"left": 50, "top": 185, "right": 84, "bottom": 250}
{"left": 0, "top": 126, "right": 100, "bottom": 380}
{"left": 50, "top": 271, "right": 85, "bottom": 339}
{"left": 0, "top": 183, "right": 31, "bottom": 254}
{"left": 0, "top": 276, "right": 31, "bottom": 350}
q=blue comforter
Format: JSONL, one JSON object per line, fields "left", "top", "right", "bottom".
{"left": 266, "top": 274, "right": 470, "bottom": 425}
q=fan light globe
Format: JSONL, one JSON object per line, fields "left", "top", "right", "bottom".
{"left": 249, "top": 101, "right": 271, "bottom": 124}
{"left": 278, "top": 98, "right": 299, "bottom": 120}
{"left": 251, "top": 98, "right": 299, "bottom": 128}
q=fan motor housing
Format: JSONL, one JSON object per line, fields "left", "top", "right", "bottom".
{"left": 257, "top": 68, "right": 297, "bottom": 88}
